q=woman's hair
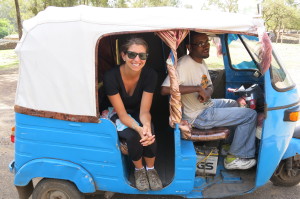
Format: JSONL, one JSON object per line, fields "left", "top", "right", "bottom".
{"left": 120, "top": 37, "right": 149, "bottom": 53}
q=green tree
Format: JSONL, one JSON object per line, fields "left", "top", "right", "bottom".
{"left": 0, "top": 0, "right": 35, "bottom": 33}
{"left": 29, "top": 0, "right": 83, "bottom": 15}
{"left": 88, "top": 0, "right": 109, "bottom": 7}
{"left": 0, "top": 18, "right": 14, "bottom": 39}
{"left": 207, "top": 0, "right": 239, "bottom": 13}
{"left": 28, "top": 0, "right": 113, "bottom": 15}
{"left": 0, "top": 0, "right": 17, "bottom": 28}
{"left": 116, "top": 0, "right": 128, "bottom": 7}
{"left": 284, "top": 5, "right": 300, "bottom": 30}
{"left": 262, "top": 0, "right": 300, "bottom": 41}
{"left": 286, "top": 0, "right": 300, "bottom": 7}
{"left": 14, "top": 0, "right": 22, "bottom": 39}
{"left": 131, "top": 0, "right": 180, "bottom": 7}
{"left": 108, "top": 0, "right": 129, "bottom": 8}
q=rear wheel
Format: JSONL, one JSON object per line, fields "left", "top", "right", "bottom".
{"left": 32, "top": 178, "right": 85, "bottom": 199}
{"left": 270, "top": 157, "right": 300, "bottom": 187}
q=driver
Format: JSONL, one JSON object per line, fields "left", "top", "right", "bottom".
{"left": 161, "top": 31, "right": 257, "bottom": 170}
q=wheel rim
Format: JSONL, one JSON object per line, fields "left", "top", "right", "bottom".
{"left": 46, "top": 190, "right": 70, "bottom": 199}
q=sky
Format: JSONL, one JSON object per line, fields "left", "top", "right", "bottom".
{"left": 180, "top": 0, "right": 260, "bottom": 15}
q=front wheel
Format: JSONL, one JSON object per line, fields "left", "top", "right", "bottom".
{"left": 270, "top": 156, "right": 300, "bottom": 187}
{"left": 32, "top": 178, "right": 85, "bottom": 199}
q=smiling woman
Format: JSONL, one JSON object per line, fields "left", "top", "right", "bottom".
{"left": 0, "top": 49, "right": 18, "bottom": 68}
{"left": 103, "top": 37, "right": 163, "bottom": 191}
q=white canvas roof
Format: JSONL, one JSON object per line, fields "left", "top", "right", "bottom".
{"left": 15, "top": 5, "right": 265, "bottom": 119}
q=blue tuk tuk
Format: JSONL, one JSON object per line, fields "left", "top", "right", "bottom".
{"left": 9, "top": 6, "right": 300, "bottom": 199}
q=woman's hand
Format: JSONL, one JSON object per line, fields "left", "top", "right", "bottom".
{"left": 140, "top": 134, "right": 155, "bottom": 146}
{"left": 142, "top": 124, "right": 152, "bottom": 137}
{"left": 139, "top": 91, "right": 155, "bottom": 146}
{"left": 137, "top": 126, "right": 155, "bottom": 146}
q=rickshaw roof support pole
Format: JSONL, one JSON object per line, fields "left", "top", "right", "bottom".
{"left": 157, "top": 30, "right": 189, "bottom": 126}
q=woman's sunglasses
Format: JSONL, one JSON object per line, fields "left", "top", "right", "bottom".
{"left": 126, "top": 51, "right": 148, "bottom": 60}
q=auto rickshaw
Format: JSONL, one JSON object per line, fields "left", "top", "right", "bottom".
{"left": 9, "top": 6, "right": 300, "bottom": 199}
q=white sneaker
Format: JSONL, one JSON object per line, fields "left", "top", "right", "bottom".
{"left": 224, "top": 157, "right": 256, "bottom": 170}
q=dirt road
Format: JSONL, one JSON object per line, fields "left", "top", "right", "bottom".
{"left": 0, "top": 67, "right": 18, "bottom": 199}
{"left": 0, "top": 66, "right": 299, "bottom": 199}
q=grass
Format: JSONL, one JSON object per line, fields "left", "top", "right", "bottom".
{"left": 0, "top": 49, "right": 19, "bottom": 69}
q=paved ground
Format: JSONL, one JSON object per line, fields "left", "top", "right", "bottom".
{"left": 0, "top": 65, "right": 299, "bottom": 199}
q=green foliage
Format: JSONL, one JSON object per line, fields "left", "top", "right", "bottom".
{"left": 0, "top": 0, "right": 182, "bottom": 32}
{"left": 114, "top": 0, "right": 129, "bottom": 8}
{"left": 286, "top": 0, "right": 300, "bottom": 7}
{"left": 207, "top": 0, "right": 239, "bottom": 13}
{"left": 0, "top": 0, "right": 16, "bottom": 29}
{"left": 0, "top": 18, "right": 14, "bottom": 39}
{"left": 28, "top": 0, "right": 104, "bottom": 15}
{"left": 89, "top": 0, "right": 110, "bottom": 7}
{"left": 27, "top": 0, "right": 131, "bottom": 15}
{"left": 26, "top": 0, "right": 180, "bottom": 12}
{"left": 285, "top": 7, "right": 300, "bottom": 30}
{"left": 0, "top": 0, "right": 36, "bottom": 33}
{"left": 131, "top": 0, "right": 180, "bottom": 7}
{"left": 263, "top": 0, "right": 300, "bottom": 31}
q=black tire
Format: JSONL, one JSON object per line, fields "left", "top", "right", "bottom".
{"left": 270, "top": 159, "right": 300, "bottom": 187}
{"left": 32, "top": 178, "right": 85, "bottom": 199}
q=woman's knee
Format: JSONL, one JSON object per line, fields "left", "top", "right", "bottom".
{"left": 119, "top": 128, "right": 140, "bottom": 142}
{"left": 125, "top": 132, "right": 143, "bottom": 160}
{"left": 143, "top": 141, "right": 157, "bottom": 158}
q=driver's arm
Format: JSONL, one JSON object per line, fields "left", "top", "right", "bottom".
{"left": 161, "top": 84, "right": 213, "bottom": 102}
{"left": 161, "top": 85, "right": 203, "bottom": 95}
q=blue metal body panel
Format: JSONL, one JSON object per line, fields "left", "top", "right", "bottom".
{"left": 14, "top": 113, "right": 197, "bottom": 195}
{"left": 14, "top": 158, "right": 96, "bottom": 193}
{"left": 220, "top": 34, "right": 300, "bottom": 188}
{"left": 282, "top": 138, "right": 300, "bottom": 160}
{"left": 255, "top": 70, "right": 300, "bottom": 187}
{"left": 15, "top": 113, "right": 127, "bottom": 193}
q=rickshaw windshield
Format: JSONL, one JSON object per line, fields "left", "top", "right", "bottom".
{"left": 228, "top": 34, "right": 295, "bottom": 91}
{"left": 227, "top": 34, "right": 261, "bottom": 71}
{"left": 270, "top": 50, "right": 295, "bottom": 91}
